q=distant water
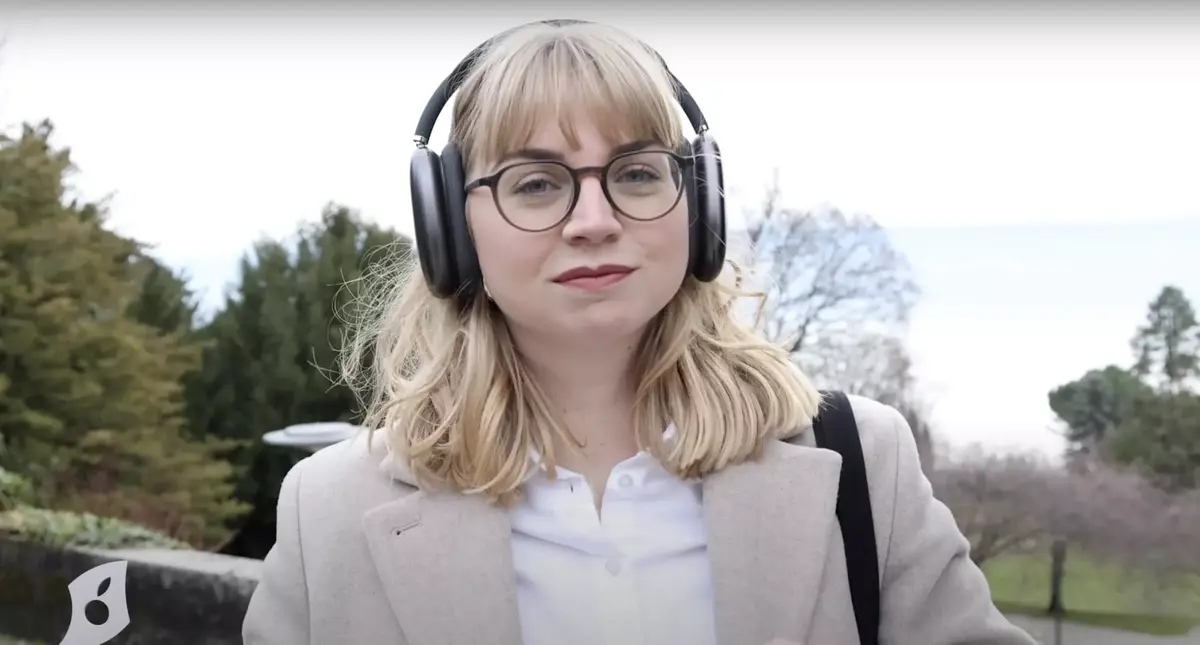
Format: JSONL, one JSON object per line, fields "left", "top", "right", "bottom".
{"left": 889, "top": 219, "right": 1200, "bottom": 314}
{"left": 887, "top": 219, "right": 1200, "bottom": 457}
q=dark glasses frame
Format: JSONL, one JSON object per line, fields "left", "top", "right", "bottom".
{"left": 464, "top": 149, "right": 692, "bottom": 232}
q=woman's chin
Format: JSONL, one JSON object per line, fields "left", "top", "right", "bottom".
{"left": 504, "top": 297, "right": 662, "bottom": 346}
{"left": 560, "top": 309, "right": 654, "bottom": 342}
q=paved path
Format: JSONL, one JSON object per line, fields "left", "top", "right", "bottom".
{"left": 1009, "top": 614, "right": 1200, "bottom": 644}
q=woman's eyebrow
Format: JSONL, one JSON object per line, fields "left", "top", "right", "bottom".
{"left": 497, "top": 147, "right": 565, "bottom": 165}
{"left": 496, "top": 139, "right": 659, "bottom": 166}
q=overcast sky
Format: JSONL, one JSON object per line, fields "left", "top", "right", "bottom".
{"left": 2, "top": 1, "right": 1197, "bottom": 457}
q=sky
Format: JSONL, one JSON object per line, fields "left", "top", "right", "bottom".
{"left": 1, "top": 1, "right": 1197, "bottom": 458}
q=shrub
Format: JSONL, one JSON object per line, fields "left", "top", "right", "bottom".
{"left": 0, "top": 468, "right": 36, "bottom": 511}
{"left": 0, "top": 507, "right": 190, "bottom": 550}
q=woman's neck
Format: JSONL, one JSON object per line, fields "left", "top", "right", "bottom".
{"left": 511, "top": 327, "right": 644, "bottom": 501}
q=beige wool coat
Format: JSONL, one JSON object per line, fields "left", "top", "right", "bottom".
{"left": 242, "top": 395, "right": 1037, "bottom": 645}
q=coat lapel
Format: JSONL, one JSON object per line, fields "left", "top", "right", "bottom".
{"left": 361, "top": 489, "right": 523, "bottom": 645}
{"left": 704, "top": 439, "right": 844, "bottom": 645}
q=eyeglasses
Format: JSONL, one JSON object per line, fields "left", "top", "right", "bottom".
{"left": 464, "top": 150, "right": 690, "bottom": 233}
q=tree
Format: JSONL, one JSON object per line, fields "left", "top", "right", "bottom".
{"left": 186, "top": 205, "right": 408, "bottom": 444}
{"left": 808, "top": 332, "right": 936, "bottom": 471}
{"left": 184, "top": 204, "right": 410, "bottom": 557}
{"left": 1049, "top": 287, "right": 1200, "bottom": 488}
{"left": 0, "top": 121, "right": 246, "bottom": 548}
{"left": 745, "top": 174, "right": 930, "bottom": 468}
{"left": 126, "top": 254, "right": 201, "bottom": 337}
{"left": 746, "top": 174, "right": 920, "bottom": 365}
{"left": 931, "top": 451, "right": 1057, "bottom": 566}
{"left": 932, "top": 450, "right": 1200, "bottom": 574}
{"left": 1108, "top": 391, "right": 1200, "bottom": 492}
{"left": 1131, "top": 285, "right": 1200, "bottom": 393}
{"left": 1048, "top": 365, "right": 1154, "bottom": 457}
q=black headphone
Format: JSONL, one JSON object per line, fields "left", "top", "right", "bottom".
{"left": 409, "top": 19, "right": 726, "bottom": 307}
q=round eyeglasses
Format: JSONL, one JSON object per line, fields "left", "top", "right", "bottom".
{"left": 464, "top": 150, "right": 690, "bottom": 233}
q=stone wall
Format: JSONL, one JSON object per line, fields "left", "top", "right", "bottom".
{"left": 0, "top": 537, "right": 261, "bottom": 645}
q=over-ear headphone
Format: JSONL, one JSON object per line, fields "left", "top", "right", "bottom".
{"left": 409, "top": 19, "right": 726, "bottom": 307}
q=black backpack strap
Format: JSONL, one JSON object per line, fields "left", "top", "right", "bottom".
{"left": 812, "top": 390, "right": 881, "bottom": 645}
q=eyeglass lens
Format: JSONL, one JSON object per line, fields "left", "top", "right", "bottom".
{"left": 493, "top": 151, "right": 684, "bottom": 231}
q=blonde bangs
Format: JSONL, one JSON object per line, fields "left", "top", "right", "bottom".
{"left": 340, "top": 22, "right": 822, "bottom": 507}
{"left": 451, "top": 22, "right": 687, "bottom": 173}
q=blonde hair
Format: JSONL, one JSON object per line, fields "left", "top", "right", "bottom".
{"left": 340, "top": 21, "right": 821, "bottom": 506}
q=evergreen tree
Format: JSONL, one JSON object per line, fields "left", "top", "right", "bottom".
{"left": 184, "top": 204, "right": 409, "bottom": 556}
{"left": 1131, "top": 285, "right": 1200, "bottom": 393}
{"left": 1102, "top": 286, "right": 1200, "bottom": 490}
{"left": 1048, "top": 365, "right": 1154, "bottom": 457}
{"left": 0, "top": 121, "right": 246, "bottom": 548}
{"left": 1109, "top": 391, "right": 1200, "bottom": 492}
{"left": 126, "top": 255, "right": 200, "bottom": 336}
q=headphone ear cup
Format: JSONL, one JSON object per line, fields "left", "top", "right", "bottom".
{"left": 410, "top": 147, "right": 459, "bottom": 297}
{"left": 440, "top": 143, "right": 482, "bottom": 301}
{"left": 688, "top": 132, "right": 727, "bottom": 282}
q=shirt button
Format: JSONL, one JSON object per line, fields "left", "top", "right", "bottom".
{"left": 618, "top": 474, "right": 634, "bottom": 488}
{"left": 605, "top": 558, "right": 623, "bottom": 575}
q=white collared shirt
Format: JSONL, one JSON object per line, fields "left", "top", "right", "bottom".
{"left": 508, "top": 428, "right": 718, "bottom": 645}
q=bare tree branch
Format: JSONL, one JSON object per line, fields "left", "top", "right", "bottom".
{"left": 932, "top": 450, "right": 1200, "bottom": 572}
{"left": 746, "top": 174, "right": 931, "bottom": 468}
{"left": 746, "top": 172, "right": 920, "bottom": 368}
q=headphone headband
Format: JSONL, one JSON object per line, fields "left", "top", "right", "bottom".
{"left": 412, "top": 19, "right": 709, "bottom": 147}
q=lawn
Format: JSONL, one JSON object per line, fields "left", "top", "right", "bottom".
{"left": 985, "top": 551, "right": 1200, "bottom": 636}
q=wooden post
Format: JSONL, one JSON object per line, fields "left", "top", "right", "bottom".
{"left": 1048, "top": 538, "right": 1067, "bottom": 645}
{"left": 1048, "top": 538, "right": 1067, "bottom": 614}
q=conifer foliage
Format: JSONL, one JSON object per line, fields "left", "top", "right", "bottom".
{"left": 0, "top": 122, "right": 246, "bottom": 548}
{"left": 183, "top": 204, "right": 408, "bottom": 556}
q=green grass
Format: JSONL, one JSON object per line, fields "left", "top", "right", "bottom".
{"left": 985, "top": 551, "right": 1200, "bottom": 636}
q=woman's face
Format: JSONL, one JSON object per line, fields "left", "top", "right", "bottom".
{"left": 466, "top": 113, "right": 690, "bottom": 344}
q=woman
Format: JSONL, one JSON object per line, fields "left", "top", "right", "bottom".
{"left": 242, "top": 19, "right": 1036, "bottom": 645}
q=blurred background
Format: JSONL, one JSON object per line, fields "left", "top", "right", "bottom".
{"left": 0, "top": 1, "right": 1198, "bottom": 643}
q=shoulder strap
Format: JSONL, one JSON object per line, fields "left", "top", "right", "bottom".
{"left": 812, "top": 390, "right": 881, "bottom": 645}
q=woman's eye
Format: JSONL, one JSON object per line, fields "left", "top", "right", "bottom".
{"left": 514, "top": 177, "right": 559, "bottom": 194}
{"left": 615, "top": 166, "right": 660, "bottom": 183}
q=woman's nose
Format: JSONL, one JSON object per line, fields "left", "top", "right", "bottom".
{"left": 561, "top": 176, "right": 621, "bottom": 242}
